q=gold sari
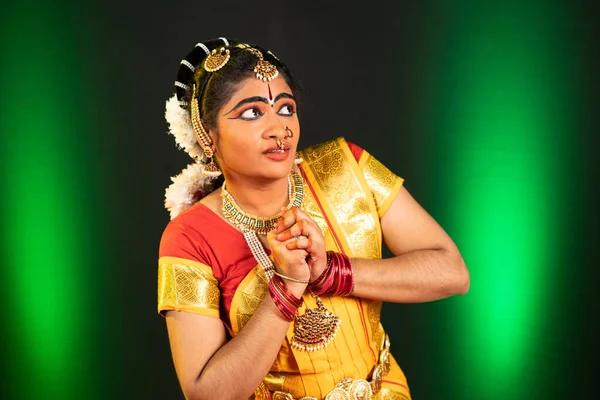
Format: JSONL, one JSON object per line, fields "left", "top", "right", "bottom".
{"left": 158, "top": 138, "right": 410, "bottom": 399}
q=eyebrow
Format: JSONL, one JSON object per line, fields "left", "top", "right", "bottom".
{"left": 223, "top": 92, "right": 295, "bottom": 115}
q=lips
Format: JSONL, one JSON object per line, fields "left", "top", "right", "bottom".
{"left": 263, "top": 146, "right": 290, "bottom": 161}
{"left": 263, "top": 145, "right": 290, "bottom": 153}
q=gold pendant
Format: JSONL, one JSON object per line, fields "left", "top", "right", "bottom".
{"left": 291, "top": 291, "right": 341, "bottom": 352}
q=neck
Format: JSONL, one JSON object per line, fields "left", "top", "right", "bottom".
{"left": 222, "top": 172, "right": 291, "bottom": 218}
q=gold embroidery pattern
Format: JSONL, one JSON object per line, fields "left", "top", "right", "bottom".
{"left": 301, "top": 139, "right": 380, "bottom": 259}
{"left": 157, "top": 261, "right": 220, "bottom": 311}
{"left": 362, "top": 154, "right": 402, "bottom": 218}
{"left": 256, "top": 383, "right": 410, "bottom": 400}
{"left": 375, "top": 389, "right": 410, "bottom": 400}
{"left": 301, "top": 180, "right": 330, "bottom": 239}
{"left": 367, "top": 300, "right": 384, "bottom": 350}
{"left": 235, "top": 267, "right": 269, "bottom": 331}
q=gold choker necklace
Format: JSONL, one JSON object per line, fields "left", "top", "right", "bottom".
{"left": 221, "top": 171, "right": 304, "bottom": 235}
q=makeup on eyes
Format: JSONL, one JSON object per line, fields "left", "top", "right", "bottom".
{"left": 229, "top": 101, "right": 295, "bottom": 120}
{"left": 223, "top": 92, "right": 296, "bottom": 116}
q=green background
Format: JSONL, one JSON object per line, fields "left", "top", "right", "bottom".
{"left": 1, "top": 1, "right": 597, "bottom": 399}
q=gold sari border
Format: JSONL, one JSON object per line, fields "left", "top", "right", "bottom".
{"left": 157, "top": 256, "right": 220, "bottom": 316}
{"left": 158, "top": 256, "right": 213, "bottom": 272}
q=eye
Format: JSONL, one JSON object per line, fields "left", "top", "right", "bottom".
{"left": 238, "top": 107, "right": 263, "bottom": 120}
{"left": 277, "top": 104, "right": 295, "bottom": 116}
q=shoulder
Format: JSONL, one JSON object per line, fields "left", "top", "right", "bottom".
{"left": 300, "top": 137, "right": 364, "bottom": 162}
{"left": 159, "top": 202, "right": 215, "bottom": 261}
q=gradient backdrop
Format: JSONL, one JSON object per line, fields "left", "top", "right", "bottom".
{"left": 1, "top": 1, "right": 597, "bottom": 399}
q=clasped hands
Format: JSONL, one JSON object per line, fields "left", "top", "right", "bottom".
{"left": 266, "top": 207, "right": 326, "bottom": 291}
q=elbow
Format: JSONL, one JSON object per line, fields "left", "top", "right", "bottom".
{"left": 439, "top": 248, "right": 469, "bottom": 296}
{"left": 183, "top": 379, "right": 248, "bottom": 400}
{"left": 454, "top": 256, "right": 470, "bottom": 295}
{"left": 182, "top": 379, "right": 208, "bottom": 400}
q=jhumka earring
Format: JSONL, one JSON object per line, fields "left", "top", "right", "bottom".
{"left": 191, "top": 85, "right": 221, "bottom": 178}
{"left": 294, "top": 152, "right": 304, "bottom": 165}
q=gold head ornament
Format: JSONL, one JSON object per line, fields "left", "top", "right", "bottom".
{"left": 204, "top": 47, "right": 230, "bottom": 72}
{"left": 243, "top": 46, "right": 279, "bottom": 82}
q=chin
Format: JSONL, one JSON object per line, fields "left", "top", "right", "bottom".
{"left": 258, "top": 161, "right": 295, "bottom": 178}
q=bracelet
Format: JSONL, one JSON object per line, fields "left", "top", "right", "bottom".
{"left": 309, "top": 252, "right": 333, "bottom": 288}
{"left": 311, "top": 251, "right": 355, "bottom": 296}
{"left": 273, "top": 270, "right": 310, "bottom": 284}
{"left": 269, "top": 275, "right": 303, "bottom": 321}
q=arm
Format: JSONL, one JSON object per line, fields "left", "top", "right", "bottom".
{"left": 277, "top": 187, "right": 469, "bottom": 303}
{"left": 166, "top": 298, "right": 290, "bottom": 400}
{"left": 350, "top": 186, "right": 470, "bottom": 302}
{"left": 165, "top": 236, "right": 309, "bottom": 400}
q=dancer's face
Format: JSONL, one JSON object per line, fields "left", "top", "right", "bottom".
{"left": 211, "top": 75, "right": 300, "bottom": 181}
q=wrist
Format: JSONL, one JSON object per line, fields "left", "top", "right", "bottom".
{"left": 283, "top": 281, "right": 308, "bottom": 299}
{"left": 310, "top": 251, "right": 355, "bottom": 296}
{"left": 268, "top": 275, "right": 303, "bottom": 321}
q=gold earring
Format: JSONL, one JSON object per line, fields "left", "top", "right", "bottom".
{"left": 294, "top": 152, "right": 303, "bottom": 165}
{"left": 191, "top": 86, "right": 222, "bottom": 178}
{"left": 203, "top": 156, "right": 222, "bottom": 177}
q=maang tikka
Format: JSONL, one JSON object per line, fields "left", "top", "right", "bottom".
{"left": 191, "top": 84, "right": 221, "bottom": 178}
{"left": 236, "top": 44, "right": 279, "bottom": 82}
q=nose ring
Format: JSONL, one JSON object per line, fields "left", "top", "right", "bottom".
{"left": 284, "top": 126, "right": 294, "bottom": 139}
{"left": 276, "top": 138, "right": 285, "bottom": 150}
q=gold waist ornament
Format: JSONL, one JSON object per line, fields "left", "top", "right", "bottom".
{"left": 254, "top": 335, "right": 392, "bottom": 400}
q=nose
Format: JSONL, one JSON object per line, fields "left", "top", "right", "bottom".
{"left": 263, "top": 109, "right": 287, "bottom": 139}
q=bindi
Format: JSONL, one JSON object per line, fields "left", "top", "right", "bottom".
{"left": 267, "top": 84, "right": 274, "bottom": 107}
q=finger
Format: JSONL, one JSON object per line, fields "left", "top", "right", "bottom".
{"left": 274, "top": 208, "right": 295, "bottom": 234}
{"left": 286, "top": 236, "right": 312, "bottom": 251}
{"left": 269, "top": 236, "right": 309, "bottom": 261}
{"left": 287, "top": 236, "right": 325, "bottom": 260}
{"left": 274, "top": 206, "right": 307, "bottom": 234}
{"left": 276, "top": 219, "right": 319, "bottom": 241}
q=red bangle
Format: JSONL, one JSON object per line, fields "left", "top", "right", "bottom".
{"left": 309, "top": 251, "right": 333, "bottom": 288}
{"left": 269, "top": 275, "right": 303, "bottom": 321}
{"left": 311, "top": 251, "right": 354, "bottom": 296}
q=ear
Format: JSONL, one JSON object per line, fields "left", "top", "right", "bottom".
{"left": 207, "top": 128, "right": 219, "bottom": 153}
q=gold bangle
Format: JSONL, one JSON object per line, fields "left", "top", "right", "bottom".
{"left": 273, "top": 271, "right": 310, "bottom": 284}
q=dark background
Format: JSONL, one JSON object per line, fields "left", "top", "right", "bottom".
{"left": 0, "top": 1, "right": 598, "bottom": 399}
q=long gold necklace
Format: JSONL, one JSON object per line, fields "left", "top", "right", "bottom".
{"left": 220, "top": 171, "right": 340, "bottom": 352}
{"left": 221, "top": 171, "right": 304, "bottom": 235}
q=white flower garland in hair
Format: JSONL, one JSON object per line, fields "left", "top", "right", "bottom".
{"left": 164, "top": 163, "right": 215, "bottom": 219}
{"left": 165, "top": 94, "right": 205, "bottom": 161}
{"left": 164, "top": 94, "right": 218, "bottom": 219}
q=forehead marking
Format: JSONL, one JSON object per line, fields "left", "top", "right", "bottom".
{"left": 267, "top": 84, "right": 274, "bottom": 107}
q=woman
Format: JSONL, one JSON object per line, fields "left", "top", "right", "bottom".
{"left": 158, "top": 37, "right": 469, "bottom": 400}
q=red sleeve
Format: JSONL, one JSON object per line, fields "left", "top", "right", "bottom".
{"left": 346, "top": 141, "right": 364, "bottom": 162}
{"left": 159, "top": 219, "right": 210, "bottom": 264}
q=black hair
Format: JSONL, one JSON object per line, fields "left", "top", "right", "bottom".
{"left": 174, "top": 38, "right": 301, "bottom": 131}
